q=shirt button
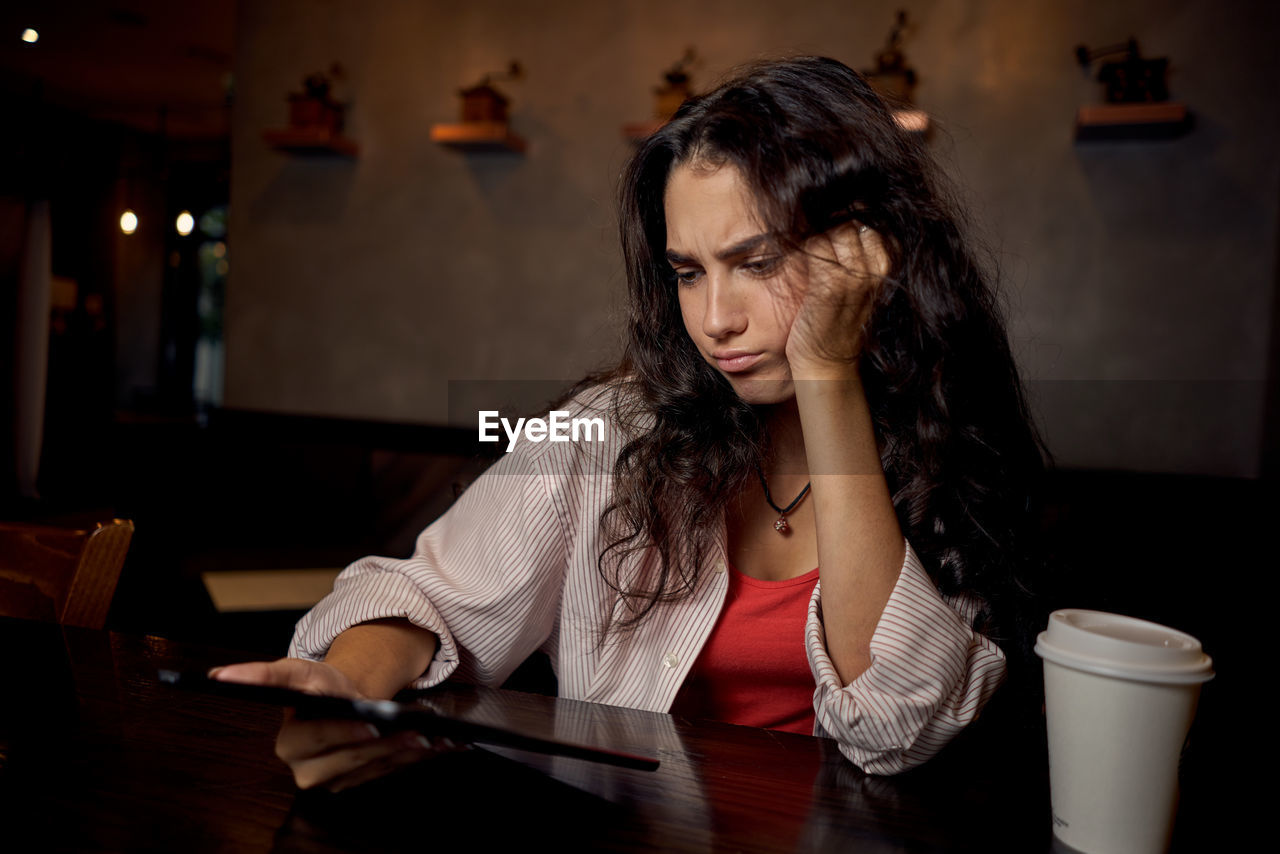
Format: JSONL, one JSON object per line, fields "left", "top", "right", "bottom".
{"left": 713, "top": 561, "right": 726, "bottom": 574}
{"left": 662, "top": 652, "right": 679, "bottom": 669}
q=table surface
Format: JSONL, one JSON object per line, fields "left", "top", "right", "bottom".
{"left": 0, "top": 617, "right": 1229, "bottom": 853}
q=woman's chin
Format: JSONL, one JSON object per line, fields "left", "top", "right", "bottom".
{"left": 728, "top": 376, "right": 795, "bottom": 406}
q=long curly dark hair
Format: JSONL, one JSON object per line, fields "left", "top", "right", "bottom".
{"left": 597, "top": 57, "right": 1046, "bottom": 668}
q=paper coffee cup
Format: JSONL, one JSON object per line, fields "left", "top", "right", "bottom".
{"left": 1035, "top": 609, "right": 1213, "bottom": 854}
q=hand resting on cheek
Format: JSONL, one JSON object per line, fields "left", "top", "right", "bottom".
{"left": 784, "top": 223, "right": 891, "bottom": 374}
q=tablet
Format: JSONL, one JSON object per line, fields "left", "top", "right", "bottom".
{"left": 157, "top": 669, "right": 659, "bottom": 771}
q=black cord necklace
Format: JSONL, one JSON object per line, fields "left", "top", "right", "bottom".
{"left": 756, "top": 467, "right": 811, "bottom": 535}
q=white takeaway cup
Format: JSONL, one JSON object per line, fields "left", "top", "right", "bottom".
{"left": 1035, "top": 609, "right": 1213, "bottom": 854}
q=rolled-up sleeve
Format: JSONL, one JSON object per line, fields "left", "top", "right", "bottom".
{"left": 805, "top": 540, "right": 1007, "bottom": 775}
{"left": 288, "top": 450, "right": 570, "bottom": 690}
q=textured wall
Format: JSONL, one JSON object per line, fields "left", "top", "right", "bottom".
{"left": 227, "top": 0, "right": 1280, "bottom": 475}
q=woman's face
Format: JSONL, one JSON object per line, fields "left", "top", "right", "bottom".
{"left": 665, "top": 161, "right": 800, "bottom": 406}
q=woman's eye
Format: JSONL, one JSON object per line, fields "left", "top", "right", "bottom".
{"left": 742, "top": 256, "right": 781, "bottom": 276}
{"left": 671, "top": 268, "right": 702, "bottom": 286}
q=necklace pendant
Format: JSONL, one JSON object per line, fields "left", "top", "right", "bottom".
{"left": 774, "top": 515, "right": 790, "bottom": 534}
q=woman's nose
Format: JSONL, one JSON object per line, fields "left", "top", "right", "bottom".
{"left": 702, "top": 274, "right": 747, "bottom": 339}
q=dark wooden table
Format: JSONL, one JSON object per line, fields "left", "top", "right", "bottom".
{"left": 0, "top": 616, "right": 1231, "bottom": 852}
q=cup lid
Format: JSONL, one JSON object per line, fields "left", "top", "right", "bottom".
{"left": 1035, "top": 609, "right": 1214, "bottom": 684}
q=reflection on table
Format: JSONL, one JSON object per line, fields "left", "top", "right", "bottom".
{"left": 8, "top": 615, "right": 1215, "bottom": 852}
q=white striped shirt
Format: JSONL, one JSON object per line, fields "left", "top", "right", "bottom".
{"left": 289, "top": 394, "right": 1007, "bottom": 775}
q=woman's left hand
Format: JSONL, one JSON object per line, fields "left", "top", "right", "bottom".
{"left": 784, "top": 223, "right": 889, "bottom": 376}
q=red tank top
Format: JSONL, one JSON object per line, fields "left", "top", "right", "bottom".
{"left": 670, "top": 565, "right": 819, "bottom": 735}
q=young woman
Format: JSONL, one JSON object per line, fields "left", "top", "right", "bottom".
{"left": 214, "top": 56, "right": 1046, "bottom": 791}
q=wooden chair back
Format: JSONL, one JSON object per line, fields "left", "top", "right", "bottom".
{"left": 0, "top": 519, "right": 134, "bottom": 629}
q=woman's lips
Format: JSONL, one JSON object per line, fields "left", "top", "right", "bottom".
{"left": 713, "top": 351, "right": 764, "bottom": 373}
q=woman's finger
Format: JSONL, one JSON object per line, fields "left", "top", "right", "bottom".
{"left": 211, "top": 659, "right": 301, "bottom": 686}
{"left": 840, "top": 224, "right": 889, "bottom": 283}
{"left": 801, "top": 231, "right": 869, "bottom": 309}
{"left": 212, "top": 658, "right": 355, "bottom": 697}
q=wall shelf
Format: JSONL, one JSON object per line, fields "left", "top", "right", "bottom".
{"left": 262, "top": 128, "right": 359, "bottom": 157}
{"left": 1074, "top": 102, "right": 1191, "bottom": 141}
{"left": 430, "top": 121, "right": 526, "bottom": 153}
{"left": 892, "top": 109, "right": 929, "bottom": 135}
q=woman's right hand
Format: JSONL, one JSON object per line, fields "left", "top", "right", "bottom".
{"left": 211, "top": 658, "right": 439, "bottom": 792}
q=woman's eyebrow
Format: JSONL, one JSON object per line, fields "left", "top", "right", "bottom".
{"left": 665, "top": 234, "right": 772, "bottom": 266}
{"left": 664, "top": 248, "right": 697, "bottom": 266}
